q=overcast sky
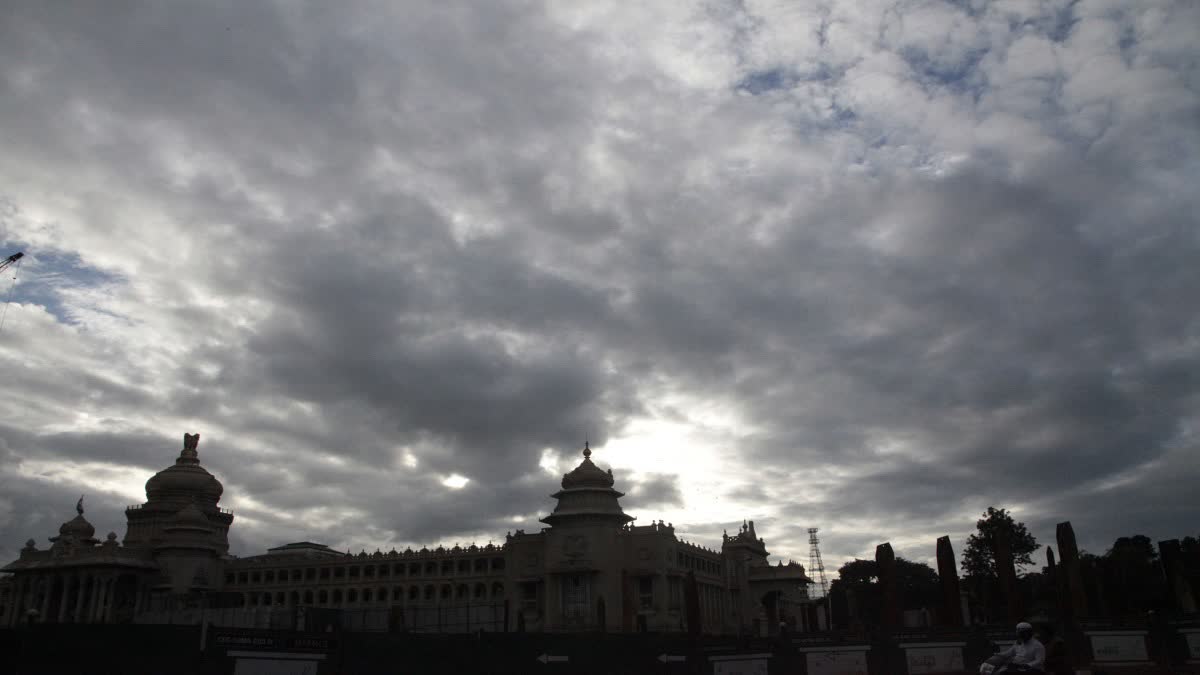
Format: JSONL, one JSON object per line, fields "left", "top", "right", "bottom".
{"left": 1, "top": 0, "right": 1197, "bottom": 575}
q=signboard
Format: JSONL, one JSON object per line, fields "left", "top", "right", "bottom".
{"left": 805, "top": 649, "right": 869, "bottom": 675}
{"left": 712, "top": 653, "right": 771, "bottom": 675}
{"left": 233, "top": 659, "right": 319, "bottom": 675}
{"left": 214, "top": 633, "right": 335, "bottom": 653}
{"left": 1088, "top": 632, "right": 1149, "bottom": 663}
{"left": 1184, "top": 630, "right": 1200, "bottom": 661}
{"left": 901, "top": 643, "right": 965, "bottom": 674}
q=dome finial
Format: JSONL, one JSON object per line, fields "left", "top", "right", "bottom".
{"left": 178, "top": 432, "right": 200, "bottom": 465}
{"left": 76, "top": 494, "right": 84, "bottom": 515}
{"left": 583, "top": 439, "right": 591, "bottom": 459}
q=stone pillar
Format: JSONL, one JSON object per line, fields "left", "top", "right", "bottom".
{"left": 1159, "top": 539, "right": 1197, "bottom": 613}
{"left": 685, "top": 571, "right": 701, "bottom": 637}
{"left": 72, "top": 573, "right": 87, "bottom": 622}
{"left": 936, "top": 536, "right": 963, "bottom": 626}
{"left": 57, "top": 575, "right": 72, "bottom": 623}
{"left": 1055, "top": 522, "right": 1087, "bottom": 619}
{"left": 654, "top": 572, "right": 668, "bottom": 630}
{"left": 89, "top": 576, "right": 104, "bottom": 622}
{"left": 876, "top": 543, "right": 900, "bottom": 631}
{"left": 621, "top": 570, "right": 634, "bottom": 632}
{"left": 992, "top": 529, "right": 1021, "bottom": 623}
{"left": 103, "top": 577, "right": 116, "bottom": 623}
{"left": 37, "top": 576, "right": 51, "bottom": 622}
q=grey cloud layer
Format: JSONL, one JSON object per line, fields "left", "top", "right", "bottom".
{"left": 0, "top": 0, "right": 1197, "bottom": 566}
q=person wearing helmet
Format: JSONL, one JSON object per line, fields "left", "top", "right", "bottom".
{"left": 979, "top": 622, "right": 1045, "bottom": 673}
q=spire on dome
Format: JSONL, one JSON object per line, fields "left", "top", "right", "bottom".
{"left": 76, "top": 494, "right": 84, "bottom": 515}
{"left": 179, "top": 432, "right": 200, "bottom": 465}
{"left": 583, "top": 440, "right": 591, "bottom": 459}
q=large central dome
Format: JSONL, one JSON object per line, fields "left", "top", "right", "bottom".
{"left": 540, "top": 443, "right": 633, "bottom": 528}
{"left": 144, "top": 433, "right": 224, "bottom": 506}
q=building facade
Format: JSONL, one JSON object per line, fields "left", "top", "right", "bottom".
{"left": 2, "top": 435, "right": 812, "bottom": 635}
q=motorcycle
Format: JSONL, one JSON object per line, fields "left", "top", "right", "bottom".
{"left": 979, "top": 660, "right": 1044, "bottom": 674}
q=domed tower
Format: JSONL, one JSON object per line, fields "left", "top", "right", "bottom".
{"left": 123, "top": 433, "right": 233, "bottom": 555}
{"left": 50, "top": 496, "right": 100, "bottom": 553}
{"left": 153, "top": 501, "right": 224, "bottom": 594}
{"left": 540, "top": 443, "right": 633, "bottom": 529}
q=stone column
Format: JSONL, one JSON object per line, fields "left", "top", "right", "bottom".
{"left": 876, "top": 543, "right": 900, "bottom": 631}
{"left": 1055, "top": 522, "right": 1088, "bottom": 618}
{"left": 57, "top": 575, "right": 72, "bottom": 623}
{"left": 992, "top": 529, "right": 1021, "bottom": 623}
{"left": 87, "top": 576, "right": 101, "bottom": 622}
{"left": 1159, "top": 539, "right": 1198, "bottom": 613}
{"left": 37, "top": 576, "right": 52, "bottom": 622}
{"left": 936, "top": 536, "right": 963, "bottom": 626}
{"left": 654, "top": 572, "right": 668, "bottom": 630}
{"left": 103, "top": 576, "right": 116, "bottom": 623}
{"left": 72, "top": 572, "right": 87, "bottom": 622}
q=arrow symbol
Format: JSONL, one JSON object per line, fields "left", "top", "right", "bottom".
{"left": 537, "top": 654, "right": 569, "bottom": 663}
{"left": 657, "top": 654, "right": 686, "bottom": 663}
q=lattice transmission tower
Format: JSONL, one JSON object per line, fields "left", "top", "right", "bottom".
{"left": 807, "top": 527, "right": 829, "bottom": 599}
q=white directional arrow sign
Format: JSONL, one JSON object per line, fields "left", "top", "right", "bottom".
{"left": 657, "top": 653, "right": 687, "bottom": 663}
{"left": 537, "top": 654, "right": 569, "bottom": 664}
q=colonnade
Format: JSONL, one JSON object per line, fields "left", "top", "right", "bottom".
{"left": 4, "top": 571, "right": 147, "bottom": 626}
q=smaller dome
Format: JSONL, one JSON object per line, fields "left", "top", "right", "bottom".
{"left": 59, "top": 514, "right": 96, "bottom": 540}
{"left": 561, "top": 443, "right": 615, "bottom": 489}
{"left": 167, "top": 502, "right": 213, "bottom": 533}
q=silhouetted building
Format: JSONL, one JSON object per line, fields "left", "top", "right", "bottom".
{"left": 2, "top": 436, "right": 810, "bottom": 635}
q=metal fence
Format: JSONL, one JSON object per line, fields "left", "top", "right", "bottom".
{"left": 132, "top": 601, "right": 506, "bottom": 633}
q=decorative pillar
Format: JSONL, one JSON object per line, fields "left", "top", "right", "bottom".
{"left": 72, "top": 572, "right": 87, "bottom": 622}
{"left": 1160, "top": 539, "right": 1198, "bottom": 613}
{"left": 876, "top": 543, "right": 900, "bottom": 631}
{"left": 1055, "top": 522, "right": 1088, "bottom": 618}
{"left": 103, "top": 577, "right": 115, "bottom": 623}
{"left": 38, "top": 576, "right": 52, "bottom": 621}
{"left": 936, "top": 536, "right": 964, "bottom": 626}
{"left": 57, "top": 575, "right": 72, "bottom": 623}
{"left": 90, "top": 578, "right": 102, "bottom": 623}
{"left": 992, "top": 529, "right": 1021, "bottom": 623}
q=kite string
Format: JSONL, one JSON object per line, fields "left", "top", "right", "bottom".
{"left": 0, "top": 256, "right": 22, "bottom": 333}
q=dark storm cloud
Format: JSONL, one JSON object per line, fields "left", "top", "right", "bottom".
{"left": 0, "top": 0, "right": 1197, "bottom": 570}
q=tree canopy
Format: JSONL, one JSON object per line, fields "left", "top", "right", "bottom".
{"left": 961, "top": 507, "right": 1039, "bottom": 578}
{"left": 829, "top": 556, "right": 941, "bottom": 628}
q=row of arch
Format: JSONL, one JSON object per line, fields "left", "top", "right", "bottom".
{"left": 229, "top": 557, "right": 506, "bottom": 586}
{"left": 239, "top": 581, "right": 505, "bottom": 608}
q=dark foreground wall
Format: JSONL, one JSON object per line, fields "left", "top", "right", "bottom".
{"left": 3, "top": 622, "right": 1198, "bottom": 675}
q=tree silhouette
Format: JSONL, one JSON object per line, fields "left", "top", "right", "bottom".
{"left": 830, "top": 557, "right": 940, "bottom": 628}
{"left": 961, "top": 507, "right": 1039, "bottom": 579}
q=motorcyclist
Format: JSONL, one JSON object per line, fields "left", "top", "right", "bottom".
{"left": 979, "top": 622, "right": 1046, "bottom": 674}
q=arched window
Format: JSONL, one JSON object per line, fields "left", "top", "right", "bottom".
{"left": 409, "top": 587, "right": 419, "bottom": 601}
{"left": 491, "top": 557, "right": 505, "bottom": 571}
{"left": 457, "top": 559, "right": 470, "bottom": 573}
{"left": 318, "top": 590, "right": 328, "bottom": 604}
{"left": 423, "top": 585, "right": 434, "bottom": 601}
{"left": 473, "top": 583, "right": 486, "bottom": 600}
{"left": 304, "top": 590, "right": 314, "bottom": 604}
{"left": 424, "top": 562, "right": 436, "bottom": 575}
{"left": 348, "top": 589, "right": 359, "bottom": 603}
{"left": 456, "top": 584, "right": 468, "bottom": 599}
{"left": 440, "top": 584, "right": 452, "bottom": 600}
{"left": 333, "top": 589, "right": 343, "bottom": 604}
{"left": 378, "top": 587, "right": 387, "bottom": 603}
{"left": 393, "top": 587, "right": 403, "bottom": 602}
{"left": 474, "top": 558, "right": 487, "bottom": 572}
{"left": 262, "top": 593, "right": 272, "bottom": 606}
{"left": 492, "top": 582, "right": 504, "bottom": 599}
{"left": 275, "top": 592, "right": 285, "bottom": 604}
